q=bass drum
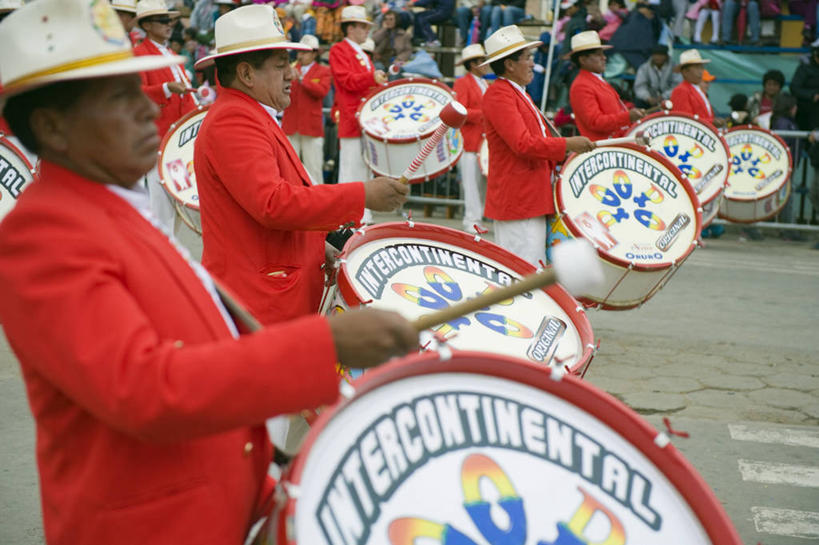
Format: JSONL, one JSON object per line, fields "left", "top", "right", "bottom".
{"left": 0, "top": 134, "right": 36, "bottom": 222}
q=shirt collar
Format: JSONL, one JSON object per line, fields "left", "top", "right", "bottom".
{"left": 150, "top": 38, "right": 169, "bottom": 50}
{"left": 501, "top": 77, "right": 527, "bottom": 95}
{"left": 345, "top": 37, "right": 366, "bottom": 57}
{"left": 107, "top": 182, "right": 152, "bottom": 212}
{"left": 257, "top": 101, "right": 281, "bottom": 125}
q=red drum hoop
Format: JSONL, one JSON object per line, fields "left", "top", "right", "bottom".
{"left": 626, "top": 112, "right": 730, "bottom": 227}
{"left": 553, "top": 144, "right": 702, "bottom": 310}
{"left": 357, "top": 78, "right": 464, "bottom": 183}
{"left": 265, "top": 351, "right": 742, "bottom": 545}
{"left": 332, "top": 221, "right": 595, "bottom": 374}
{"left": 0, "top": 134, "right": 36, "bottom": 222}
{"left": 157, "top": 105, "right": 208, "bottom": 234}
{"left": 719, "top": 125, "right": 793, "bottom": 223}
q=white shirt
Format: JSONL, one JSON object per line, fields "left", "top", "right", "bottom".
{"left": 692, "top": 82, "right": 713, "bottom": 116}
{"left": 107, "top": 183, "right": 239, "bottom": 339}
{"left": 345, "top": 37, "right": 372, "bottom": 70}
{"left": 299, "top": 61, "right": 315, "bottom": 78}
{"left": 151, "top": 39, "right": 200, "bottom": 105}
{"left": 470, "top": 72, "right": 488, "bottom": 94}
{"left": 258, "top": 101, "right": 282, "bottom": 127}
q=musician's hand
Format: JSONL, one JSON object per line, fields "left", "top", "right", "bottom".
{"left": 167, "top": 81, "right": 188, "bottom": 95}
{"left": 374, "top": 70, "right": 388, "bottom": 85}
{"left": 647, "top": 96, "right": 660, "bottom": 106}
{"left": 363, "top": 176, "right": 409, "bottom": 211}
{"left": 565, "top": 136, "right": 595, "bottom": 154}
{"left": 328, "top": 308, "right": 418, "bottom": 368}
{"left": 324, "top": 241, "right": 339, "bottom": 287}
{"left": 628, "top": 108, "right": 646, "bottom": 122}
{"left": 712, "top": 117, "right": 727, "bottom": 128}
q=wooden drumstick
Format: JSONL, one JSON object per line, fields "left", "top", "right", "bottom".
{"left": 645, "top": 99, "right": 673, "bottom": 114}
{"left": 412, "top": 239, "right": 603, "bottom": 331}
{"left": 397, "top": 101, "right": 468, "bottom": 184}
{"left": 596, "top": 131, "right": 650, "bottom": 147}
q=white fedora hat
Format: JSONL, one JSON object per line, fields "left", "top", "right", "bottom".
{"left": 340, "top": 5, "right": 372, "bottom": 25}
{"left": 677, "top": 49, "right": 711, "bottom": 68}
{"left": 110, "top": 0, "right": 137, "bottom": 14}
{"left": 361, "top": 37, "right": 374, "bottom": 53}
{"left": 0, "top": 0, "right": 24, "bottom": 13}
{"left": 458, "top": 43, "right": 486, "bottom": 65}
{"left": 569, "top": 30, "right": 612, "bottom": 54}
{"left": 135, "top": 0, "right": 179, "bottom": 21}
{"left": 299, "top": 33, "right": 320, "bottom": 51}
{"left": 0, "top": 0, "right": 184, "bottom": 99}
{"left": 194, "top": 4, "right": 309, "bottom": 69}
{"left": 479, "top": 25, "right": 541, "bottom": 67}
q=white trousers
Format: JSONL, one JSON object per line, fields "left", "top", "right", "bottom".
{"left": 338, "top": 137, "right": 372, "bottom": 224}
{"left": 144, "top": 165, "right": 178, "bottom": 235}
{"left": 494, "top": 216, "right": 547, "bottom": 267}
{"left": 460, "top": 151, "right": 485, "bottom": 230}
{"left": 287, "top": 133, "right": 324, "bottom": 185}
{"left": 694, "top": 9, "right": 720, "bottom": 42}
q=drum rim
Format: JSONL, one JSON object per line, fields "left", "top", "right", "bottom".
{"left": 555, "top": 143, "right": 702, "bottom": 272}
{"left": 277, "top": 350, "right": 742, "bottom": 545}
{"left": 722, "top": 125, "right": 793, "bottom": 203}
{"left": 334, "top": 221, "right": 595, "bottom": 372}
{"left": 0, "top": 134, "right": 36, "bottom": 175}
{"left": 356, "top": 77, "right": 457, "bottom": 144}
{"left": 628, "top": 111, "right": 730, "bottom": 207}
{"left": 157, "top": 104, "right": 209, "bottom": 212}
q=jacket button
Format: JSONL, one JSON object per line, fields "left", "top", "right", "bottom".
{"left": 173, "top": 340, "right": 184, "bottom": 348}
{"left": 244, "top": 442, "right": 254, "bottom": 456}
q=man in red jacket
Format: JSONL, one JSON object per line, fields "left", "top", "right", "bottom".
{"left": 193, "top": 5, "right": 407, "bottom": 327}
{"left": 282, "top": 34, "right": 332, "bottom": 185}
{"left": 111, "top": 0, "right": 137, "bottom": 40}
{"left": 0, "top": 2, "right": 417, "bottom": 544}
{"left": 671, "top": 49, "right": 726, "bottom": 127}
{"left": 453, "top": 43, "right": 490, "bottom": 232}
{"left": 329, "top": 5, "right": 388, "bottom": 224}
{"left": 481, "top": 25, "right": 594, "bottom": 266}
{"left": 133, "top": 0, "right": 199, "bottom": 231}
{"left": 569, "top": 30, "right": 644, "bottom": 141}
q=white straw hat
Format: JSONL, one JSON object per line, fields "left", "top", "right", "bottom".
{"left": 677, "top": 49, "right": 711, "bottom": 68}
{"left": 135, "top": 0, "right": 179, "bottom": 21}
{"left": 569, "top": 30, "right": 612, "bottom": 54}
{"left": 340, "top": 5, "right": 372, "bottom": 25}
{"left": 0, "top": 0, "right": 24, "bottom": 12}
{"left": 361, "top": 37, "right": 374, "bottom": 53}
{"left": 458, "top": 43, "right": 486, "bottom": 65}
{"left": 479, "top": 25, "right": 541, "bottom": 67}
{"left": 110, "top": 0, "right": 137, "bottom": 14}
{"left": 194, "top": 4, "right": 310, "bottom": 69}
{"left": 299, "top": 33, "right": 320, "bottom": 51}
{"left": 0, "top": 0, "right": 185, "bottom": 99}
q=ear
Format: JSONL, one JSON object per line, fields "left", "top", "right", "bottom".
{"left": 235, "top": 60, "right": 255, "bottom": 88}
{"left": 29, "top": 108, "right": 70, "bottom": 155}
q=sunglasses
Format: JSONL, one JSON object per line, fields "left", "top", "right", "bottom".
{"left": 147, "top": 17, "right": 175, "bottom": 25}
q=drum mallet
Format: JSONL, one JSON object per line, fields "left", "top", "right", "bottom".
{"left": 397, "top": 101, "right": 468, "bottom": 184}
{"left": 595, "top": 131, "right": 650, "bottom": 147}
{"left": 412, "top": 239, "right": 604, "bottom": 331}
{"left": 645, "top": 99, "right": 673, "bottom": 114}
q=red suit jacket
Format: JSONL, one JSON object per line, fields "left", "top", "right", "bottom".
{"left": 670, "top": 80, "right": 714, "bottom": 123}
{"left": 569, "top": 69, "right": 632, "bottom": 141}
{"left": 329, "top": 39, "right": 377, "bottom": 138}
{"left": 133, "top": 39, "right": 197, "bottom": 137}
{"left": 453, "top": 73, "right": 487, "bottom": 153}
{"left": 0, "top": 161, "right": 341, "bottom": 545}
{"left": 482, "top": 78, "right": 566, "bottom": 220}
{"left": 195, "top": 88, "right": 365, "bottom": 325}
{"left": 282, "top": 62, "right": 332, "bottom": 137}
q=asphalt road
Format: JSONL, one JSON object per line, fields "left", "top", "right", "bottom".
{"left": 0, "top": 212, "right": 817, "bottom": 545}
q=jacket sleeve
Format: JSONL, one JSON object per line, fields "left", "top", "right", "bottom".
{"left": 203, "top": 104, "right": 365, "bottom": 231}
{"left": 570, "top": 77, "right": 632, "bottom": 135}
{"left": 790, "top": 65, "right": 814, "bottom": 101}
{"left": 0, "top": 206, "right": 342, "bottom": 443}
{"left": 483, "top": 86, "right": 566, "bottom": 161}
{"left": 454, "top": 79, "right": 483, "bottom": 124}
{"left": 300, "top": 66, "right": 332, "bottom": 99}
{"left": 395, "top": 31, "right": 413, "bottom": 62}
{"left": 670, "top": 84, "right": 695, "bottom": 115}
{"left": 330, "top": 44, "right": 377, "bottom": 93}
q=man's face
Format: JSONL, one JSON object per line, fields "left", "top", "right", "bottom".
{"left": 248, "top": 50, "right": 294, "bottom": 110}
{"left": 682, "top": 64, "right": 704, "bottom": 85}
{"left": 142, "top": 16, "right": 175, "bottom": 43}
{"left": 383, "top": 13, "right": 396, "bottom": 28}
{"left": 42, "top": 75, "right": 160, "bottom": 187}
{"left": 579, "top": 49, "right": 606, "bottom": 74}
{"left": 469, "top": 60, "right": 489, "bottom": 77}
{"left": 504, "top": 48, "right": 535, "bottom": 86}
{"left": 651, "top": 53, "right": 667, "bottom": 68}
{"left": 116, "top": 10, "right": 136, "bottom": 32}
{"left": 297, "top": 49, "right": 317, "bottom": 66}
{"left": 346, "top": 22, "right": 370, "bottom": 44}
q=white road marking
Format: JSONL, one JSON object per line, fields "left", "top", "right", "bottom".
{"left": 751, "top": 507, "right": 819, "bottom": 539}
{"left": 738, "top": 459, "right": 819, "bottom": 488}
{"left": 729, "top": 424, "right": 819, "bottom": 449}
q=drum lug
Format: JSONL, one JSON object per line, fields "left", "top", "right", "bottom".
{"left": 549, "top": 365, "right": 566, "bottom": 382}
{"left": 339, "top": 380, "right": 356, "bottom": 400}
{"left": 654, "top": 432, "right": 671, "bottom": 448}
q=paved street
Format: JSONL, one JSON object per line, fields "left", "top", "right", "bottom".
{"left": 1, "top": 208, "right": 817, "bottom": 544}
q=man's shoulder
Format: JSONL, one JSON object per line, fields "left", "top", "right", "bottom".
{"left": 132, "top": 40, "right": 155, "bottom": 55}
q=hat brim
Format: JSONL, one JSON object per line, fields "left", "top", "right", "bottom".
{"left": 1, "top": 53, "right": 186, "bottom": 100}
{"left": 674, "top": 58, "right": 711, "bottom": 72}
{"left": 458, "top": 54, "right": 486, "bottom": 65}
{"left": 112, "top": 7, "right": 138, "bottom": 13}
{"left": 194, "top": 42, "right": 311, "bottom": 69}
{"left": 340, "top": 17, "right": 373, "bottom": 25}
{"left": 479, "top": 40, "right": 541, "bottom": 67}
{"left": 136, "top": 9, "right": 181, "bottom": 21}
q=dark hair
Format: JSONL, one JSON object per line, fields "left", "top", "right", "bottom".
{"left": 383, "top": 9, "right": 398, "bottom": 21}
{"left": 341, "top": 21, "right": 362, "bottom": 37}
{"left": 762, "top": 69, "right": 785, "bottom": 88}
{"left": 570, "top": 48, "right": 598, "bottom": 67}
{"left": 463, "top": 58, "right": 481, "bottom": 72}
{"left": 729, "top": 93, "right": 748, "bottom": 111}
{"left": 3, "top": 79, "right": 92, "bottom": 154}
{"left": 214, "top": 49, "right": 276, "bottom": 87}
{"left": 771, "top": 92, "right": 797, "bottom": 123}
{"left": 489, "top": 49, "right": 523, "bottom": 77}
